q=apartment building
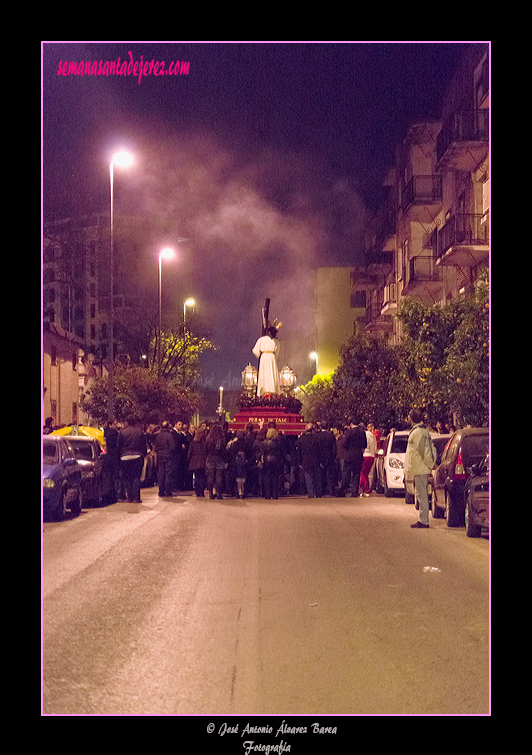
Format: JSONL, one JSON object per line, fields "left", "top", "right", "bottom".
{"left": 355, "top": 43, "right": 489, "bottom": 345}
{"left": 43, "top": 214, "right": 164, "bottom": 362}
{"left": 43, "top": 214, "right": 164, "bottom": 424}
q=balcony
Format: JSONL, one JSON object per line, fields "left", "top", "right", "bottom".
{"left": 436, "top": 109, "right": 489, "bottom": 171}
{"left": 365, "top": 300, "right": 392, "bottom": 332}
{"left": 402, "top": 255, "right": 442, "bottom": 299}
{"left": 435, "top": 213, "right": 489, "bottom": 267}
{"left": 401, "top": 175, "right": 442, "bottom": 221}
{"left": 380, "top": 282, "right": 397, "bottom": 315}
{"left": 365, "top": 249, "right": 394, "bottom": 278}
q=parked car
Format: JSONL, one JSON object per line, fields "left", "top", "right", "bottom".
{"left": 42, "top": 435, "right": 82, "bottom": 521}
{"left": 404, "top": 433, "right": 452, "bottom": 505}
{"left": 464, "top": 453, "right": 489, "bottom": 538}
{"left": 68, "top": 436, "right": 113, "bottom": 506}
{"left": 432, "top": 427, "right": 489, "bottom": 527}
{"left": 375, "top": 430, "right": 409, "bottom": 497}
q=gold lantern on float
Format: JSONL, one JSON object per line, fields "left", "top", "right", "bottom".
{"left": 241, "top": 364, "right": 258, "bottom": 396}
{"left": 279, "top": 365, "right": 297, "bottom": 394}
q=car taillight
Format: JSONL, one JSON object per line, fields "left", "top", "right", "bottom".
{"left": 453, "top": 450, "right": 467, "bottom": 480}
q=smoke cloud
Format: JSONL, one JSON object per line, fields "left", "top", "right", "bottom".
{"left": 114, "top": 125, "right": 366, "bottom": 385}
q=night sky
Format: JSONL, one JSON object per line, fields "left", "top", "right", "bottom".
{"left": 42, "top": 41, "right": 466, "bottom": 393}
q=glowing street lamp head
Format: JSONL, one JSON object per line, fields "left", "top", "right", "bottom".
{"left": 159, "top": 247, "right": 175, "bottom": 260}
{"left": 184, "top": 298, "right": 195, "bottom": 307}
{"left": 310, "top": 352, "right": 318, "bottom": 361}
{"left": 111, "top": 150, "right": 134, "bottom": 168}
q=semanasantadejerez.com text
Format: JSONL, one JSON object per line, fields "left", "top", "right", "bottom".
{"left": 57, "top": 52, "right": 190, "bottom": 84}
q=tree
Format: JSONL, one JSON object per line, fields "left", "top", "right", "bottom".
{"left": 81, "top": 366, "right": 201, "bottom": 425}
{"left": 333, "top": 332, "right": 402, "bottom": 427}
{"left": 117, "top": 314, "right": 216, "bottom": 389}
{"left": 395, "top": 270, "right": 489, "bottom": 427}
{"left": 395, "top": 297, "right": 460, "bottom": 424}
{"left": 441, "top": 274, "right": 489, "bottom": 426}
{"left": 298, "top": 373, "right": 337, "bottom": 425}
{"left": 299, "top": 269, "right": 489, "bottom": 430}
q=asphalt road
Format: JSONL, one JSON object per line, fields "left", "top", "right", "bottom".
{"left": 42, "top": 489, "right": 489, "bottom": 716}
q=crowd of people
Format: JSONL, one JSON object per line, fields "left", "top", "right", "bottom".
{"left": 95, "top": 415, "right": 393, "bottom": 504}
{"left": 45, "top": 409, "right": 448, "bottom": 526}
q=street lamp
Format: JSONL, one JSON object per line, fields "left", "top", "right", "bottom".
{"left": 108, "top": 150, "right": 133, "bottom": 422}
{"left": 216, "top": 386, "right": 224, "bottom": 421}
{"left": 183, "top": 298, "right": 195, "bottom": 334}
{"left": 158, "top": 248, "right": 175, "bottom": 378}
{"left": 310, "top": 351, "right": 319, "bottom": 376}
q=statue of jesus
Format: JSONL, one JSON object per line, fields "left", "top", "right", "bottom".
{"left": 252, "top": 325, "right": 280, "bottom": 396}
{"left": 252, "top": 299, "right": 282, "bottom": 396}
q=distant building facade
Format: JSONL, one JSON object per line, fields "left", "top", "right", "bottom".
{"left": 356, "top": 43, "right": 489, "bottom": 345}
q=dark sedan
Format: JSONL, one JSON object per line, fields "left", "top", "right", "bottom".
{"left": 68, "top": 436, "right": 114, "bottom": 506}
{"left": 464, "top": 454, "right": 489, "bottom": 538}
{"left": 42, "top": 435, "right": 82, "bottom": 520}
{"left": 432, "top": 427, "right": 489, "bottom": 527}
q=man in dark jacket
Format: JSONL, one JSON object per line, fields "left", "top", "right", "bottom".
{"left": 117, "top": 415, "right": 147, "bottom": 503}
{"left": 171, "top": 420, "right": 187, "bottom": 493}
{"left": 338, "top": 420, "right": 367, "bottom": 497}
{"left": 154, "top": 421, "right": 177, "bottom": 497}
{"left": 296, "top": 423, "right": 321, "bottom": 498}
{"left": 316, "top": 422, "right": 337, "bottom": 496}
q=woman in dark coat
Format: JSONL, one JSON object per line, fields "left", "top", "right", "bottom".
{"left": 262, "top": 428, "right": 283, "bottom": 500}
{"left": 187, "top": 428, "right": 207, "bottom": 497}
{"left": 154, "top": 421, "right": 177, "bottom": 497}
{"left": 205, "top": 423, "right": 227, "bottom": 500}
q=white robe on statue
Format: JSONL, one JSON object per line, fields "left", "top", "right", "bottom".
{"left": 252, "top": 335, "right": 280, "bottom": 396}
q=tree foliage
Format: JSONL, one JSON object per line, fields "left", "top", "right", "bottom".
{"left": 305, "top": 271, "right": 489, "bottom": 429}
{"left": 334, "top": 334, "right": 400, "bottom": 426}
{"left": 298, "top": 373, "right": 337, "bottom": 425}
{"left": 81, "top": 313, "right": 215, "bottom": 425}
{"left": 81, "top": 366, "right": 201, "bottom": 425}
{"left": 117, "top": 313, "right": 215, "bottom": 388}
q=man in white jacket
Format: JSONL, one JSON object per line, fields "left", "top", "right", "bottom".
{"left": 404, "top": 408, "right": 437, "bottom": 529}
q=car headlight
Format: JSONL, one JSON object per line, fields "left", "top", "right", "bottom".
{"left": 43, "top": 479, "right": 55, "bottom": 488}
{"left": 389, "top": 458, "right": 404, "bottom": 469}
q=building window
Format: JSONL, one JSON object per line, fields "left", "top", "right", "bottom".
{"left": 351, "top": 290, "right": 367, "bottom": 308}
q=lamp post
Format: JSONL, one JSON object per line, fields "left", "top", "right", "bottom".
{"left": 310, "top": 351, "right": 319, "bottom": 377}
{"left": 183, "top": 298, "right": 195, "bottom": 334}
{"left": 216, "top": 386, "right": 224, "bottom": 421}
{"left": 107, "top": 150, "right": 133, "bottom": 422}
{"left": 158, "top": 248, "right": 175, "bottom": 378}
